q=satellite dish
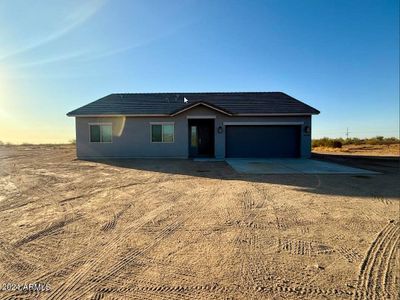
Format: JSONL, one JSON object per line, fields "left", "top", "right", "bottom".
{"left": 183, "top": 97, "right": 189, "bottom": 103}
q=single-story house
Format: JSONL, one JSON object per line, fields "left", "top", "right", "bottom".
{"left": 67, "top": 92, "right": 319, "bottom": 159}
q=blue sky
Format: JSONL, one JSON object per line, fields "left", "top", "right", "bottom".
{"left": 0, "top": 0, "right": 398, "bottom": 143}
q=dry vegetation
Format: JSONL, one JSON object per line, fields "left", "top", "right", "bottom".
{"left": 0, "top": 145, "right": 399, "bottom": 299}
{"left": 312, "top": 137, "right": 400, "bottom": 157}
{"left": 313, "top": 136, "right": 399, "bottom": 147}
{"left": 313, "top": 144, "right": 399, "bottom": 157}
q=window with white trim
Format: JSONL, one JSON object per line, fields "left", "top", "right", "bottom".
{"left": 89, "top": 124, "right": 112, "bottom": 143}
{"left": 151, "top": 123, "right": 174, "bottom": 143}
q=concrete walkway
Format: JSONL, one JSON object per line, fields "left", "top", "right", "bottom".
{"left": 226, "top": 158, "right": 379, "bottom": 174}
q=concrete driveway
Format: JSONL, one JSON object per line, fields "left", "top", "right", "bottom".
{"left": 226, "top": 158, "right": 379, "bottom": 174}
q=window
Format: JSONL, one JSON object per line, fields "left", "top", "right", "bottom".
{"left": 190, "top": 126, "right": 197, "bottom": 147}
{"left": 89, "top": 124, "right": 112, "bottom": 143}
{"left": 151, "top": 123, "right": 174, "bottom": 143}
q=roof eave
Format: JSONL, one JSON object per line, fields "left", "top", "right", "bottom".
{"left": 67, "top": 114, "right": 170, "bottom": 117}
{"left": 67, "top": 112, "right": 319, "bottom": 117}
{"left": 234, "top": 112, "right": 319, "bottom": 116}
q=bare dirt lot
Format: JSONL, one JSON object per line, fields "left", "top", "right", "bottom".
{"left": 313, "top": 143, "right": 400, "bottom": 157}
{"left": 0, "top": 145, "right": 399, "bottom": 299}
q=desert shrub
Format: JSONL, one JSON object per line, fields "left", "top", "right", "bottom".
{"left": 312, "top": 139, "right": 320, "bottom": 148}
{"left": 344, "top": 138, "right": 363, "bottom": 145}
{"left": 332, "top": 140, "right": 342, "bottom": 148}
{"left": 0, "top": 141, "right": 3, "bottom": 145}
{"left": 368, "top": 136, "right": 382, "bottom": 145}
{"left": 312, "top": 137, "right": 330, "bottom": 147}
{"left": 369, "top": 136, "right": 399, "bottom": 145}
{"left": 313, "top": 136, "right": 399, "bottom": 148}
{"left": 69, "top": 139, "right": 76, "bottom": 145}
{"left": 312, "top": 137, "right": 343, "bottom": 148}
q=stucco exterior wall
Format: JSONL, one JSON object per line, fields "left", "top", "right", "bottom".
{"left": 74, "top": 106, "right": 312, "bottom": 159}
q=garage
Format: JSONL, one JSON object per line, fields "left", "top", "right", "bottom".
{"left": 225, "top": 125, "right": 301, "bottom": 158}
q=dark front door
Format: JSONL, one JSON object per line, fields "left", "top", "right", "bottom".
{"left": 188, "top": 119, "right": 215, "bottom": 157}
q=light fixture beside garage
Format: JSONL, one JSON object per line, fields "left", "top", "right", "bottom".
{"left": 304, "top": 126, "right": 311, "bottom": 134}
{"left": 217, "top": 126, "right": 223, "bottom": 134}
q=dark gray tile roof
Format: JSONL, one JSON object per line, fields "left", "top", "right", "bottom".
{"left": 67, "top": 92, "right": 320, "bottom": 116}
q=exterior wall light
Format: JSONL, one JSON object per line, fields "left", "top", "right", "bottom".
{"left": 217, "top": 126, "right": 223, "bottom": 134}
{"left": 304, "top": 126, "right": 311, "bottom": 134}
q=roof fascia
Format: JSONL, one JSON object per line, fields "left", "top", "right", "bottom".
{"left": 170, "top": 102, "right": 232, "bottom": 117}
{"left": 233, "top": 113, "right": 318, "bottom": 116}
{"left": 68, "top": 114, "right": 170, "bottom": 117}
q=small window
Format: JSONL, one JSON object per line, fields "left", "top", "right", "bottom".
{"left": 191, "top": 126, "right": 197, "bottom": 147}
{"left": 90, "top": 124, "right": 112, "bottom": 143}
{"left": 151, "top": 125, "right": 162, "bottom": 142}
{"left": 151, "top": 124, "right": 174, "bottom": 143}
{"left": 162, "top": 124, "right": 174, "bottom": 142}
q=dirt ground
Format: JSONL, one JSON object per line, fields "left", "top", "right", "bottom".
{"left": 0, "top": 145, "right": 399, "bottom": 300}
{"left": 313, "top": 143, "right": 400, "bottom": 157}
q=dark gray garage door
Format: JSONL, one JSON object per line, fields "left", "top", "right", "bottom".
{"left": 225, "top": 125, "right": 301, "bottom": 158}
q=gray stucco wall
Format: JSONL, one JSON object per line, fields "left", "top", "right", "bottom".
{"left": 74, "top": 106, "right": 312, "bottom": 159}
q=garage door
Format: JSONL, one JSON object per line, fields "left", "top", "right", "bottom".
{"left": 225, "top": 125, "right": 301, "bottom": 158}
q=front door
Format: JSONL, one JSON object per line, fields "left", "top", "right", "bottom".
{"left": 188, "top": 119, "right": 215, "bottom": 157}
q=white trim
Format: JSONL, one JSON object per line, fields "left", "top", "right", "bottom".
{"left": 223, "top": 122, "right": 304, "bottom": 126}
{"left": 150, "top": 123, "right": 175, "bottom": 143}
{"left": 88, "top": 123, "right": 113, "bottom": 143}
{"left": 170, "top": 102, "right": 232, "bottom": 116}
{"left": 186, "top": 115, "right": 216, "bottom": 119}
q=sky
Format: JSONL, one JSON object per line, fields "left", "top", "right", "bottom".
{"left": 0, "top": 0, "right": 398, "bottom": 144}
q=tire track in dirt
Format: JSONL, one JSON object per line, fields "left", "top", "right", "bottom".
{"left": 237, "top": 238, "right": 350, "bottom": 298}
{"left": 0, "top": 198, "right": 30, "bottom": 213}
{"left": 0, "top": 241, "right": 38, "bottom": 278}
{"left": 14, "top": 217, "right": 78, "bottom": 247}
{"left": 0, "top": 281, "right": 355, "bottom": 300}
{"left": 336, "top": 246, "right": 362, "bottom": 263}
{"left": 45, "top": 183, "right": 218, "bottom": 300}
{"left": 3, "top": 179, "right": 191, "bottom": 299}
{"left": 134, "top": 256, "right": 196, "bottom": 279}
{"left": 1, "top": 202, "right": 172, "bottom": 300}
{"left": 277, "top": 238, "right": 334, "bottom": 256}
{"left": 94, "top": 281, "right": 241, "bottom": 299}
{"left": 227, "top": 220, "right": 275, "bottom": 230}
{"left": 71, "top": 185, "right": 220, "bottom": 300}
{"left": 227, "top": 234, "right": 336, "bottom": 258}
{"left": 234, "top": 183, "right": 354, "bottom": 299}
{"left": 353, "top": 221, "right": 399, "bottom": 300}
{"left": 273, "top": 205, "right": 310, "bottom": 231}
{"left": 59, "top": 181, "right": 153, "bottom": 204}
{"left": 43, "top": 203, "right": 172, "bottom": 300}
{"left": 372, "top": 196, "right": 397, "bottom": 206}
{"left": 100, "top": 204, "right": 131, "bottom": 232}
{"left": 96, "top": 183, "right": 221, "bottom": 299}
{"left": 241, "top": 183, "right": 270, "bottom": 227}
{"left": 58, "top": 174, "right": 190, "bottom": 205}
{"left": 89, "top": 219, "right": 184, "bottom": 282}
{"left": 255, "top": 283, "right": 354, "bottom": 298}
{"left": 88, "top": 280, "right": 355, "bottom": 299}
{"left": 235, "top": 183, "right": 276, "bottom": 297}
{"left": 383, "top": 231, "right": 399, "bottom": 299}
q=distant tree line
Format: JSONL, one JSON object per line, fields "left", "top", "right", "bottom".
{"left": 312, "top": 136, "right": 399, "bottom": 148}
